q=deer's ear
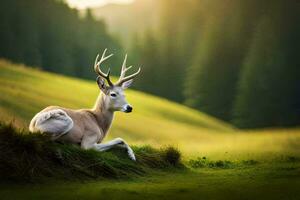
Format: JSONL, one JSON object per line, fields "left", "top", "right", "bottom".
{"left": 122, "top": 79, "right": 133, "bottom": 89}
{"left": 96, "top": 76, "right": 108, "bottom": 93}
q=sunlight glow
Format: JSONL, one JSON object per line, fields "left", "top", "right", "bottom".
{"left": 66, "top": 0, "right": 135, "bottom": 9}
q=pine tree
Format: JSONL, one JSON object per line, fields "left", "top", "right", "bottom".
{"left": 184, "top": 0, "right": 261, "bottom": 121}
{"left": 232, "top": 1, "right": 300, "bottom": 128}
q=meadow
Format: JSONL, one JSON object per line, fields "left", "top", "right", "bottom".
{"left": 0, "top": 60, "right": 300, "bottom": 199}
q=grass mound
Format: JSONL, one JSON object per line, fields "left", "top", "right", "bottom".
{"left": 0, "top": 123, "right": 183, "bottom": 183}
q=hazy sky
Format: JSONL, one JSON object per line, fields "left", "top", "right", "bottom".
{"left": 66, "top": 0, "right": 134, "bottom": 9}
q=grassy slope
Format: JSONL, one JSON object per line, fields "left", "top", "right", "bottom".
{"left": 0, "top": 123, "right": 183, "bottom": 182}
{"left": 0, "top": 60, "right": 231, "bottom": 152}
{"left": 1, "top": 60, "right": 300, "bottom": 199}
{"left": 1, "top": 60, "right": 300, "bottom": 159}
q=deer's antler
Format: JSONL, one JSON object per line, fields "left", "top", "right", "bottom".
{"left": 94, "top": 49, "right": 114, "bottom": 86}
{"left": 115, "top": 54, "right": 141, "bottom": 86}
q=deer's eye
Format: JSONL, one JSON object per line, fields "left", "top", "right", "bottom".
{"left": 110, "top": 93, "right": 117, "bottom": 97}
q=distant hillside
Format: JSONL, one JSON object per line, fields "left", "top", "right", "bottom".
{"left": 91, "top": 0, "right": 159, "bottom": 47}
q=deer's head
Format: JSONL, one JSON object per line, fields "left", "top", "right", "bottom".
{"left": 94, "top": 49, "right": 141, "bottom": 113}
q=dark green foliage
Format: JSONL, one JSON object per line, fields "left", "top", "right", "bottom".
{"left": 185, "top": 0, "right": 267, "bottom": 121}
{"left": 232, "top": 0, "right": 300, "bottom": 128}
{"left": 0, "top": 123, "right": 183, "bottom": 183}
{"left": 132, "top": 32, "right": 163, "bottom": 96}
{"left": 132, "top": 0, "right": 200, "bottom": 103}
{"left": 132, "top": 0, "right": 299, "bottom": 128}
{"left": 0, "top": 0, "right": 122, "bottom": 79}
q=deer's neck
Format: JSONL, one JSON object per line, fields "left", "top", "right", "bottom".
{"left": 92, "top": 93, "right": 114, "bottom": 135}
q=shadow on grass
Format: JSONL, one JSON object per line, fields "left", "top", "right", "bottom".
{"left": 0, "top": 123, "right": 184, "bottom": 183}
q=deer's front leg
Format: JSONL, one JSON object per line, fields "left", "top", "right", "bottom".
{"left": 93, "top": 138, "right": 136, "bottom": 161}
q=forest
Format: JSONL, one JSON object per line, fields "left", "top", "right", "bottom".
{"left": 0, "top": 0, "right": 299, "bottom": 128}
{"left": 0, "top": 0, "right": 123, "bottom": 79}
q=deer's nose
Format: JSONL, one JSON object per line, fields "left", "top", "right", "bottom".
{"left": 125, "top": 105, "right": 133, "bottom": 113}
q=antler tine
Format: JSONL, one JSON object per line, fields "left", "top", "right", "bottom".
{"left": 116, "top": 67, "right": 141, "bottom": 86}
{"left": 100, "top": 48, "right": 113, "bottom": 62}
{"left": 119, "top": 54, "right": 133, "bottom": 79}
{"left": 94, "top": 48, "right": 114, "bottom": 86}
{"left": 116, "top": 53, "right": 141, "bottom": 86}
{"left": 123, "top": 65, "right": 133, "bottom": 73}
{"left": 121, "top": 54, "right": 127, "bottom": 71}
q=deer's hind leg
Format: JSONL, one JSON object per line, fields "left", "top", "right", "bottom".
{"left": 29, "top": 109, "right": 73, "bottom": 140}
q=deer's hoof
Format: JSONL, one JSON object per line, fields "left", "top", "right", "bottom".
{"left": 128, "top": 149, "right": 136, "bottom": 161}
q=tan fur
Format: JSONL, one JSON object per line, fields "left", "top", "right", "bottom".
{"left": 37, "top": 92, "right": 114, "bottom": 149}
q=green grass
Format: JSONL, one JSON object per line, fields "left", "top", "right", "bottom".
{"left": 0, "top": 123, "right": 183, "bottom": 183}
{"left": 1, "top": 122, "right": 300, "bottom": 200}
{"left": 1, "top": 60, "right": 300, "bottom": 199}
{"left": 1, "top": 161, "right": 300, "bottom": 200}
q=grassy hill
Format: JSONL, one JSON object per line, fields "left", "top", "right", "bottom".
{"left": 1, "top": 60, "right": 300, "bottom": 160}
{"left": 0, "top": 60, "right": 232, "bottom": 153}
{"left": 1, "top": 60, "right": 300, "bottom": 199}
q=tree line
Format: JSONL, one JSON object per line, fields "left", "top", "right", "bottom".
{"left": 0, "top": 0, "right": 123, "bottom": 79}
{"left": 131, "top": 0, "right": 300, "bottom": 128}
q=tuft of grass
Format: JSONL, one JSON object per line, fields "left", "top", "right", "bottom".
{"left": 161, "top": 146, "right": 181, "bottom": 166}
{"left": 188, "top": 157, "right": 233, "bottom": 169}
{"left": 188, "top": 157, "right": 260, "bottom": 169}
{"left": 241, "top": 159, "right": 259, "bottom": 166}
{"left": 0, "top": 123, "right": 183, "bottom": 183}
{"left": 285, "top": 156, "right": 300, "bottom": 163}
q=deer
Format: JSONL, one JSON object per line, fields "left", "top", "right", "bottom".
{"left": 29, "top": 49, "right": 141, "bottom": 161}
